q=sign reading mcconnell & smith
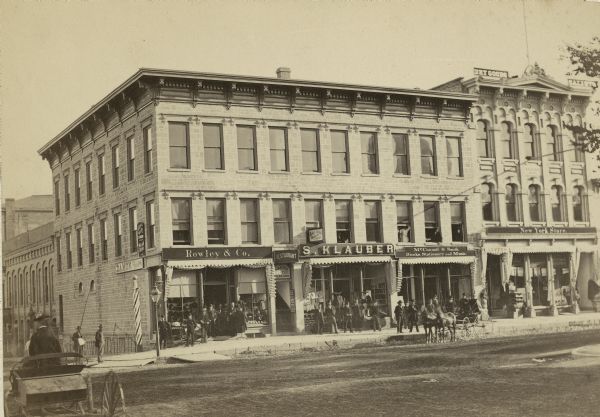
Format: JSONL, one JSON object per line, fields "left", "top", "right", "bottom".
{"left": 163, "top": 247, "right": 272, "bottom": 260}
{"left": 396, "top": 246, "right": 475, "bottom": 258}
{"left": 299, "top": 243, "right": 395, "bottom": 258}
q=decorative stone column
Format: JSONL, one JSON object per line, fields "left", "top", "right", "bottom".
{"left": 524, "top": 254, "right": 536, "bottom": 317}
{"left": 265, "top": 263, "right": 277, "bottom": 335}
{"left": 547, "top": 254, "right": 559, "bottom": 316}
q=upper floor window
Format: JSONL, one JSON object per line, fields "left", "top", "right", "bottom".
{"left": 301, "top": 129, "right": 320, "bottom": 172}
{"left": 237, "top": 126, "right": 257, "bottom": 171}
{"left": 85, "top": 161, "right": 93, "bottom": 201}
{"left": 499, "top": 122, "right": 516, "bottom": 159}
{"left": 206, "top": 199, "right": 226, "bottom": 245}
{"left": 273, "top": 199, "right": 291, "bottom": 244}
{"left": 573, "top": 186, "right": 587, "bottom": 222}
{"left": 56, "top": 236, "right": 62, "bottom": 271}
{"left": 98, "top": 154, "right": 106, "bottom": 195}
{"left": 127, "top": 135, "right": 135, "bottom": 181}
{"left": 269, "top": 127, "right": 288, "bottom": 172}
{"left": 361, "top": 132, "right": 379, "bottom": 174}
{"left": 528, "top": 185, "right": 543, "bottom": 222}
{"left": 114, "top": 213, "right": 123, "bottom": 256}
{"left": 143, "top": 125, "right": 153, "bottom": 173}
{"left": 64, "top": 174, "right": 70, "bottom": 211}
{"left": 393, "top": 133, "right": 409, "bottom": 175}
{"left": 331, "top": 130, "right": 349, "bottom": 173}
{"left": 523, "top": 123, "right": 537, "bottom": 160}
{"left": 545, "top": 125, "right": 559, "bottom": 161}
{"left": 74, "top": 169, "right": 81, "bottom": 207}
{"left": 335, "top": 200, "right": 352, "bottom": 243}
{"left": 65, "top": 232, "right": 72, "bottom": 269}
{"left": 365, "top": 201, "right": 381, "bottom": 242}
{"left": 572, "top": 132, "right": 586, "bottom": 163}
{"left": 111, "top": 144, "right": 120, "bottom": 189}
{"left": 100, "top": 219, "right": 108, "bottom": 260}
{"left": 171, "top": 199, "right": 191, "bottom": 245}
{"left": 305, "top": 200, "right": 322, "bottom": 229}
{"left": 88, "top": 223, "right": 95, "bottom": 264}
{"left": 423, "top": 202, "right": 441, "bottom": 243}
{"left": 450, "top": 202, "right": 466, "bottom": 242}
{"left": 169, "top": 122, "right": 190, "bottom": 169}
{"left": 146, "top": 200, "right": 155, "bottom": 248}
{"left": 476, "top": 120, "right": 491, "bottom": 158}
{"left": 54, "top": 180, "right": 60, "bottom": 215}
{"left": 481, "top": 183, "right": 496, "bottom": 222}
{"left": 129, "top": 207, "right": 138, "bottom": 253}
{"left": 420, "top": 136, "right": 437, "bottom": 175}
{"left": 505, "top": 184, "right": 519, "bottom": 222}
{"left": 76, "top": 228, "right": 83, "bottom": 267}
{"left": 550, "top": 185, "right": 565, "bottom": 222}
{"left": 240, "top": 199, "right": 259, "bottom": 244}
{"left": 203, "top": 124, "right": 223, "bottom": 170}
{"left": 446, "top": 136, "right": 463, "bottom": 177}
{"left": 396, "top": 201, "right": 412, "bottom": 243}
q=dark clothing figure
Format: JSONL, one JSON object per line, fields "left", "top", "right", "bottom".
{"left": 351, "top": 303, "right": 362, "bottom": 331}
{"left": 29, "top": 326, "right": 62, "bottom": 366}
{"left": 314, "top": 307, "right": 325, "bottom": 334}
{"left": 407, "top": 303, "right": 419, "bottom": 332}
{"left": 446, "top": 300, "right": 456, "bottom": 314}
{"left": 71, "top": 328, "right": 83, "bottom": 356}
{"left": 185, "top": 316, "right": 196, "bottom": 347}
{"left": 95, "top": 327, "right": 104, "bottom": 363}
{"left": 371, "top": 303, "right": 382, "bottom": 331}
{"left": 341, "top": 305, "right": 353, "bottom": 333}
{"left": 233, "top": 309, "right": 247, "bottom": 335}
{"left": 325, "top": 305, "right": 338, "bottom": 333}
{"left": 394, "top": 303, "right": 405, "bottom": 333}
{"left": 158, "top": 319, "right": 171, "bottom": 348}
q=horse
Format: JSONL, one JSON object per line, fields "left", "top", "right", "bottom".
{"left": 436, "top": 312, "right": 457, "bottom": 342}
{"left": 420, "top": 310, "right": 439, "bottom": 343}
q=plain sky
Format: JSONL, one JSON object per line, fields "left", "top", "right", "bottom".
{"left": 1, "top": 0, "right": 599, "bottom": 199}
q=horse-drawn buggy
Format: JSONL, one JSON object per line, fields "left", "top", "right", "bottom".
{"left": 455, "top": 299, "right": 484, "bottom": 338}
{"left": 4, "top": 352, "right": 126, "bottom": 417}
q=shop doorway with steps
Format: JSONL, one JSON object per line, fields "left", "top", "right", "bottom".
{"left": 275, "top": 265, "right": 294, "bottom": 333}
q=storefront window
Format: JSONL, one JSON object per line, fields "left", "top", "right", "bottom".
{"left": 553, "top": 254, "right": 571, "bottom": 306}
{"left": 529, "top": 254, "right": 549, "bottom": 306}
{"left": 238, "top": 268, "right": 268, "bottom": 325}
{"left": 167, "top": 270, "right": 199, "bottom": 324}
{"left": 510, "top": 255, "right": 526, "bottom": 290}
{"left": 449, "top": 264, "right": 472, "bottom": 300}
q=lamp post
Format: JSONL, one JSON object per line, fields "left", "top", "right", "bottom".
{"left": 150, "top": 283, "right": 162, "bottom": 359}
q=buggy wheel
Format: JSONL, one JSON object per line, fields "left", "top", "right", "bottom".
{"left": 101, "top": 371, "right": 126, "bottom": 417}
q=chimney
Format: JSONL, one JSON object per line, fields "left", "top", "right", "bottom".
{"left": 276, "top": 67, "right": 291, "bottom": 80}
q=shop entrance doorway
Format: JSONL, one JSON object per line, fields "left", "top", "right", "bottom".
{"left": 486, "top": 255, "right": 505, "bottom": 316}
{"left": 530, "top": 255, "right": 549, "bottom": 307}
{"left": 203, "top": 268, "right": 231, "bottom": 309}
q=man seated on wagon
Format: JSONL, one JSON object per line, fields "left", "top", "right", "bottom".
{"left": 28, "top": 314, "right": 62, "bottom": 366}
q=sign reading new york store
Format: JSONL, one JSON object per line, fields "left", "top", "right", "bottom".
{"left": 162, "top": 247, "right": 272, "bottom": 260}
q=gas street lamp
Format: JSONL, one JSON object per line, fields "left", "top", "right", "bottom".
{"left": 150, "top": 284, "right": 162, "bottom": 359}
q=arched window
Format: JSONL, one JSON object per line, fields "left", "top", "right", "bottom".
{"left": 31, "top": 269, "right": 36, "bottom": 304}
{"left": 523, "top": 123, "right": 536, "bottom": 159}
{"left": 476, "top": 120, "right": 491, "bottom": 158}
{"left": 528, "top": 185, "right": 543, "bottom": 222}
{"left": 44, "top": 265, "right": 49, "bottom": 303}
{"left": 573, "top": 186, "right": 586, "bottom": 222}
{"left": 545, "top": 125, "right": 559, "bottom": 161}
{"left": 78, "top": 282, "right": 83, "bottom": 295}
{"left": 499, "top": 122, "right": 515, "bottom": 159}
{"left": 90, "top": 280, "right": 96, "bottom": 292}
{"left": 505, "top": 184, "right": 519, "bottom": 222}
{"left": 481, "top": 183, "right": 495, "bottom": 221}
{"left": 550, "top": 185, "right": 564, "bottom": 222}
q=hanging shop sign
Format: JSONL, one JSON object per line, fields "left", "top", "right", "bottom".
{"left": 273, "top": 249, "right": 298, "bottom": 264}
{"left": 486, "top": 226, "right": 597, "bottom": 235}
{"left": 396, "top": 246, "right": 475, "bottom": 258}
{"left": 136, "top": 222, "right": 146, "bottom": 257}
{"left": 299, "top": 243, "right": 395, "bottom": 258}
{"left": 307, "top": 228, "right": 324, "bottom": 244}
{"left": 162, "top": 246, "right": 272, "bottom": 260}
{"left": 473, "top": 67, "right": 509, "bottom": 79}
{"left": 116, "top": 258, "right": 144, "bottom": 274}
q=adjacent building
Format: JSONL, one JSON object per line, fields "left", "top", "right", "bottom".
{"left": 2, "top": 195, "right": 54, "bottom": 242}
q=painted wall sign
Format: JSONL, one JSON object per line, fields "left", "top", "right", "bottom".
{"left": 473, "top": 67, "right": 509, "bottom": 79}
{"left": 162, "top": 246, "right": 272, "bottom": 260}
{"left": 568, "top": 78, "right": 598, "bottom": 89}
{"left": 307, "top": 228, "right": 324, "bottom": 244}
{"left": 273, "top": 249, "right": 298, "bottom": 264}
{"left": 299, "top": 243, "right": 395, "bottom": 258}
{"left": 396, "top": 246, "right": 474, "bottom": 258}
{"left": 116, "top": 258, "right": 144, "bottom": 274}
{"left": 136, "top": 222, "right": 146, "bottom": 257}
{"left": 486, "top": 226, "right": 597, "bottom": 235}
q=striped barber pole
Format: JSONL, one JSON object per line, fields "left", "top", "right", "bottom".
{"left": 132, "top": 276, "right": 143, "bottom": 349}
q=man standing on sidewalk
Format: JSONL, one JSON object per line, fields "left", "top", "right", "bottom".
{"left": 71, "top": 326, "right": 84, "bottom": 362}
{"left": 394, "top": 300, "right": 405, "bottom": 333}
{"left": 95, "top": 324, "right": 104, "bottom": 363}
{"left": 185, "top": 313, "right": 196, "bottom": 347}
{"left": 407, "top": 300, "right": 419, "bottom": 333}
{"left": 325, "top": 301, "right": 338, "bottom": 334}
{"left": 371, "top": 301, "right": 382, "bottom": 332}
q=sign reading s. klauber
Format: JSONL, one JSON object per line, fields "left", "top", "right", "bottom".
{"left": 299, "top": 243, "right": 395, "bottom": 258}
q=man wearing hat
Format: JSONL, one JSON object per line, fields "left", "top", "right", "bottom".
{"left": 394, "top": 299, "right": 405, "bottom": 333}
{"left": 95, "top": 324, "right": 105, "bottom": 363}
{"left": 29, "top": 314, "right": 62, "bottom": 366}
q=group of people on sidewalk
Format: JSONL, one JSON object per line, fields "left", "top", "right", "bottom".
{"left": 71, "top": 324, "right": 105, "bottom": 363}
{"left": 311, "top": 294, "right": 384, "bottom": 334}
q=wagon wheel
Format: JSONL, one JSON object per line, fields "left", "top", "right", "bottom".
{"left": 101, "top": 371, "right": 126, "bottom": 417}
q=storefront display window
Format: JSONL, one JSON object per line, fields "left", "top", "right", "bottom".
{"left": 237, "top": 268, "right": 268, "bottom": 325}
{"left": 167, "top": 270, "right": 199, "bottom": 324}
{"left": 553, "top": 254, "right": 570, "bottom": 306}
{"left": 529, "top": 254, "right": 549, "bottom": 306}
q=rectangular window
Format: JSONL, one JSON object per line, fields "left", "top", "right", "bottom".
{"left": 146, "top": 201, "right": 155, "bottom": 248}
{"left": 365, "top": 201, "right": 381, "bottom": 242}
{"left": 237, "top": 126, "right": 257, "bottom": 170}
{"left": 301, "top": 129, "right": 320, "bottom": 172}
{"left": 446, "top": 137, "right": 463, "bottom": 177}
{"left": 361, "top": 132, "right": 379, "bottom": 174}
{"left": 88, "top": 223, "right": 95, "bottom": 264}
{"left": 273, "top": 199, "right": 291, "bottom": 244}
{"left": 127, "top": 135, "right": 135, "bottom": 181}
{"left": 450, "top": 202, "right": 466, "bottom": 242}
{"left": 240, "top": 199, "right": 259, "bottom": 244}
{"left": 420, "top": 136, "right": 437, "bottom": 175}
{"left": 335, "top": 200, "right": 352, "bottom": 243}
{"left": 56, "top": 236, "right": 62, "bottom": 271}
{"left": 66, "top": 232, "right": 72, "bottom": 269}
{"left": 169, "top": 122, "right": 190, "bottom": 169}
{"left": 206, "top": 199, "right": 226, "bottom": 245}
{"left": 171, "top": 199, "right": 191, "bottom": 245}
{"left": 331, "top": 130, "right": 349, "bottom": 173}
{"left": 100, "top": 219, "right": 108, "bottom": 260}
{"left": 114, "top": 213, "right": 122, "bottom": 256}
{"left": 54, "top": 180, "right": 60, "bottom": 215}
{"left": 76, "top": 228, "right": 83, "bottom": 267}
{"left": 393, "top": 133, "right": 409, "bottom": 175}
{"left": 74, "top": 169, "right": 81, "bottom": 206}
{"left": 85, "top": 161, "right": 92, "bottom": 201}
{"left": 64, "top": 174, "right": 70, "bottom": 211}
{"left": 305, "top": 200, "right": 322, "bottom": 229}
{"left": 396, "top": 201, "right": 412, "bottom": 243}
{"left": 204, "top": 124, "right": 224, "bottom": 170}
{"left": 98, "top": 154, "right": 106, "bottom": 195}
{"left": 112, "top": 144, "right": 119, "bottom": 189}
{"left": 143, "top": 125, "right": 153, "bottom": 173}
{"left": 269, "top": 127, "right": 288, "bottom": 172}
{"left": 129, "top": 207, "right": 138, "bottom": 253}
{"left": 424, "top": 202, "right": 441, "bottom": 242}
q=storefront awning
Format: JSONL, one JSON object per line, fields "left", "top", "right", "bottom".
{"left": 397, "top": 256, "right": 475, "bottom": 265}
{"left": 308, "top": 256, "right": 392, "bottom": 266}
{"left": 166, "top": 258, "right": 273, "bottom": 269}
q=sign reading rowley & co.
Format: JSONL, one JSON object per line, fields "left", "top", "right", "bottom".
{"left": 486, "top": 226, "right": 597, "bottom": 235}
{"left": 162, "top": 247, "right": 272, "bottom": 260}
{"left": 396, "top": 246, "right": 474, "bottom": 258}
{"left": 299, "top": 243, "right": 395, "bottom": 258}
